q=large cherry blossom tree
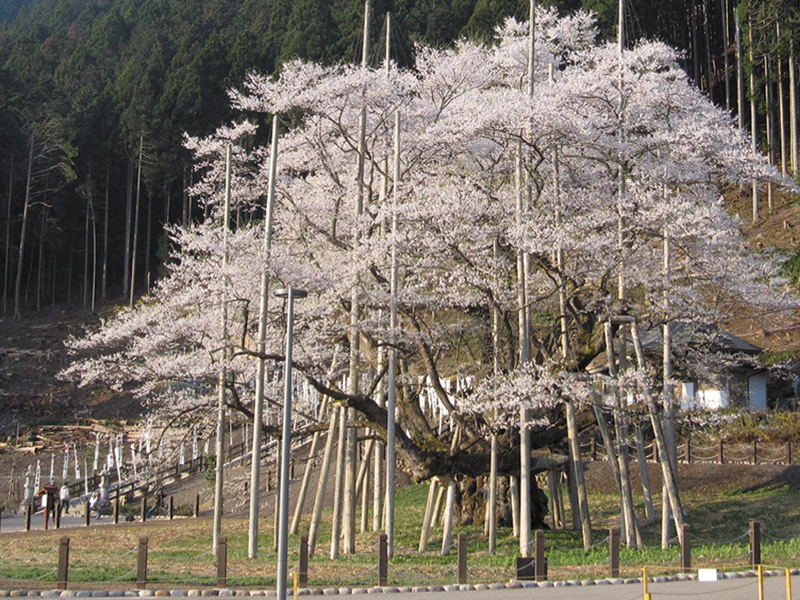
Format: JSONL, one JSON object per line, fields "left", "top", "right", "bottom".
{"left": 63, "top": 8, "right": 794, "bottom": 531}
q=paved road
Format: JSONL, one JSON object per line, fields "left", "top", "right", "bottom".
{"left": 0, "top": 508, "right": 159, "bottom": 533}
{"left": 214, "top": 574, "right": 800, "bottom": 600}
{"left": 400, "top": 575, "right": 796, "bottom": 600}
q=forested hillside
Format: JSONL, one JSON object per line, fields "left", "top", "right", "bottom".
{"left": 0, "top": 0, "right": 796, "bottom": 318}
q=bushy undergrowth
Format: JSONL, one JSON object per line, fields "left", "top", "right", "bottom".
{"left": 702, "top": 410, "right": 800, "bottom": 443}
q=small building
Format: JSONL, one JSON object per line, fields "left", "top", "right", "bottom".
{"left": 587, "top": 321, "right": 768, "bottom": 411}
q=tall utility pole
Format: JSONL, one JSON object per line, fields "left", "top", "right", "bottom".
{"left": 248, "top": 118, "right": 280, "bottom": 558}
{"left": 518, "top": 0, "right": 535, "bottom": 560}
{"left": 386, "top": 109, "right": 400, "bottom": 557}
{"left": 212, "top": 144, "right": 233, "bottom": 553}
{"left": 343, "top": 0, "right": 371, "bottom": 557}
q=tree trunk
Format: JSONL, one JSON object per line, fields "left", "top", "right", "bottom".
{"left": 129, "top": 137, "right": 143, "bottom": 307}
{"left": 13, "top": 133, "right": 34, "bottom": 319}
{"left": 3, "top": 159, "right": 12, "bottom": 317}
{"left": 566, "top": 399, "right": 592, "bottom": 549}
{"left": 704, "top": 0, "right": 713, "bottom": 102}
{"left": 791, "top": 43, "right": 798, "bottom": 174}
{"left": 749, "top": 17, "right": 759, "bottom": 223}
{"left": 308, "top": 410, "right": 338, "bottom": 558}
{"left": 778, "top": 25, "right": 787, "bottom": 176}
{"left": 330, "top": 405, "right": 347, "bottom": 559}
{"left": 36, "top": 204, "right": 46, "bottom": 312}
{"left": 736, "top": 9, "right": 745, "bottom": 129}
{"left": 488, "top": 434, "right": 498, "bottom": 552}
{"left": 519, "top": 406, "right": 532, "bottom": 557}
{"left": 123, "top": 160, "right": 133, "bottom": 299}
{"left": 83, "top": 188, "right": 90, "bottom": 309}
{"left": 635, "top": 423, "right": 656, "bottom": 523}
{"left": 289, "top": 422, "right": 324, "bottom": 535}
{"left": 723, "top": 0, "right": 730, "bottom": 110}
{"left": 102, "top": 167, "right": 109, "bottom": 303}
{"left": 509, "top": 475, "right": 519, "bottom": 537}
{"left": 145, "top": 190, "right": 152, "bottom": 293}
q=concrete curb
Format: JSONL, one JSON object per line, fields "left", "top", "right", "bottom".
{"left": 0, "top": 568, "right": 797, "bottom": 597}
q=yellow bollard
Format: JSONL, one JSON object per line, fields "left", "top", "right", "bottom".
{"left": 787, "top": 568, "right": 792, "bottom": 600}
{"left": 643, "top": 566, "right": 651, "bottom": 600}
{"left": 758, "top": 565, "right": 764, "bottom": 600}
{"left": 293, "top": 571, "right": 298, "bottom": 600}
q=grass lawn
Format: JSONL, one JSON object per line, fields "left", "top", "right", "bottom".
{"left": 2, "top": 470, "right": 800, "bottom": 589}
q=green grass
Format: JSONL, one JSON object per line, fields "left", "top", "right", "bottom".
{"left": 2, "top": 480, "right": 800, "bottom": 589}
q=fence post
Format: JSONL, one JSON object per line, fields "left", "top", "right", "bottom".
{"left": 194, "top": 494, "right": 200, "bottom": 518}
{"left": 379, "top": 533, "right": 388, "bottom": 587}
{"left": 84, "top": 501, "right": 90, "bottom": 527}
{"left": 788, "top": 441, "right": 793, "bottom": 465}
{"left": 299, "top": 535, "right": 309, "bottom": 588}
{"left": 684, "top": 439, "right": 691, "bottom": 464}
{"left": 719, "top": 439, "right": 724, "bottom": 464}
{"left": 169, "top": 496, "right": 174, "bottom": 520}
{"left": 534, "top": 530, "right": 546, "bottom": 582}
{"left": 609, "top": 527, "right": 620, "bottom": 578}
{"left": 591, "top": 438, "right": 597, "bottom": 461}
{"left": 217, "top": 535, "right": 227, "bottom": 588}
{"left": 457, "top": 532, "right": 467, "bottom": 584}
{"left": 57, "top": 536, "right": 69, "bottom": 590}
{"left": 137, "top": 537, "right": 148, "bottom": 589}
{"left": 113, "top": 493, "right": 120, "bottom": 524}
{"left": 55, "top": 503, "right": 62, "bottom": 529}
{"left": 140, "top": 497, "right": 147, "bottom": 522}
{"left": 680, "top": 524, "right": 691, "bottom": 574}
{"left": 750, "top": 521, "right": 761, "bottom": 568}
{"left": 753, "top": 440, "right": 758, "bottom": 465}
{"left": 24, "top": 502, "right": 31, "bottom": 531}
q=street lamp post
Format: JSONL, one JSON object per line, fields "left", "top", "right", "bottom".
{"left": 274, "top": 287, "right": 307, "bottom": 599}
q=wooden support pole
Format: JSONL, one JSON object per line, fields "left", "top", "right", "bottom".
{"left": 55, "top": 503, "right": 61, "bottom": 529}
{"left": 169, "top": 496, "right": 174, "bottom": 520}
{"left": 534, "top": 530, "right": 546, "bottom": 582}
{"left": 217, "top": 535, "right": 227, "bottom": 588}
{"left": 751, "top": 520, "right": 761, "bottom": 568}
{"left": 609, "top": 527, "right": 620, "bottom": 578}
{"left": 419, "top": 478, "right": 438, "bottom": 552}
{"left": 194, "top": 494, "right": 200, "bottom": 518}
{"left": 457, "top": 532, "right": 467, "bottom": 584}
{"left": 84, "top": 501, "right": 90, "bottom": 527}
{"left": 25, "top": 503, "right": 31, "bottom": 531}
{"left": 57, "top": 536, "right": 69, "bottom": 590}
{"left": 719, "top": 439, "right": 724, "bottom": 464}
{"left": 753, "top": 440, "right": 758, "bottom": 465}
{"left": 680, "top": 524, "right": 691, "bottom": 574}
{"left": 684, "top": 438, "right": 691, "bottom": 464}
{"left": 136, "top": 537, "right": 148, "bottom": 589}
{"left": 379, "top": 533, "right": 388, "bottom": 587}
{"left": 299, "top": 535, "right": 309, "bottom": 588}
{"left": 113, "top": 494, "right": 120, "bottom": 524}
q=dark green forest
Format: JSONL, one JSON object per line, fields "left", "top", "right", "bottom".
{"left": 0, "top": 0, "right": 795, "bottom": 317}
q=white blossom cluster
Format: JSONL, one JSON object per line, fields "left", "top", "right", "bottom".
{"left": 62, "top": 8, "right": 796, "bottom": 453}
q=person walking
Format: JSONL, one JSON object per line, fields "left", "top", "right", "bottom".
{"left": 59, "top": 482, "right": 71, "bottom": 515}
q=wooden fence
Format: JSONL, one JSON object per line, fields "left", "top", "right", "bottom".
{"left": 31, "top": 521, "right": 773, "bottom": 590}
{"left": 581, "top": 438, "right": 797, "bottom": 466}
